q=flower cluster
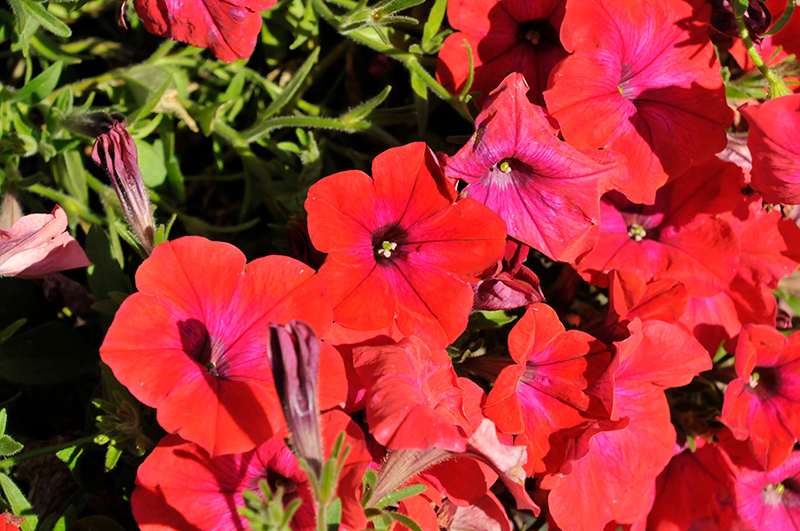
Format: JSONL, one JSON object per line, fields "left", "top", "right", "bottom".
{"left": 84, "top": 0, "right": 800, "bottom": 529}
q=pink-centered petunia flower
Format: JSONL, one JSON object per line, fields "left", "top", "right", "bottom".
{"left": 481, "top": 303, "right": 613, "bottom": 475}
{"left": 133, "top": 432, "right": 316, "bottom": 531}
{"left": 133, "top": 409, "right": 371, "bottom": 531}
{"left": 131, "top": 0, "right": 277, "bottom": 62}
{"left": 444, "top": 73, "right": 630, "bottom": 264}
{"left": 100, "top": 236, "right": 343, "bottom": 457}
{"left": 305, "top": 142, "right": 507, "bottom": 349}
{"left": 729, "top": 450, "right": 800, "bottom": 530}
{"left": 435, "top": 0, "right": 568, "bottom": 106}
{"left": 575, "top": 158, "right": 743, "bottom": 298}
{"left": 721, "top": 325, "right": 800, "bottom": 471}
{"left": 741, "top": 94, "right": 800, "bottom": 205}
{"left": 541, "top": 318, "right": 711, "bottom": 530}
{"left": 543, "top": 0, "right": 733, "bottom": 204}
{"left": 0, "top": 205, "right": 90, "bottom": 278}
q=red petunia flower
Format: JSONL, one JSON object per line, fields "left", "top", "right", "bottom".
{"left": 542, "top": 318, "right": 711, "bottom": 530}
{"left": 133, "top": 432, "right": 316, "bottom": 531}
{"left": 645, "top": 439, "right": 740, "bottom": 531}
{"left": 133, "top": 410, "right": 371, "bottom": 531}
{"left": 741, "top": 95, "right": 800, "bottom": 205}
{"left": 132, "top": 0, "right": 277, "bottom": 62}
{"left": 482, "top": 303, "right": 613, "bottom": 475}
{"left": 721, "top": 325, "right": 800, "bottom": 470}
{"left": 353, "top": 336, "right": 472, "bottom": 452}
{"left": 435, "top": 0, "right": 568, "bottom": 106}
{"left": 543, "top": 0, "right": 733, "bottom": 204}
{"left": 305, "top": 142, "right": 507, "bottom": 349}
{"left": 444, "top": 73, "right": 629, "bottom": 264}
{"left": 100, "top": 236, "right": 341, "bottom": 457}
{"left": 575, "top": 158, "right": 743, "bottom": 298}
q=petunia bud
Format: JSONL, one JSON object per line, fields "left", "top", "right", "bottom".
{"left": 708, "top": 0, "right": 771, "bottom": 43}
{"left": 90, "top": 114, "right": 155, "bottom": 254}
{"left": 268, "top": 321, "right": 324, "bottom": 481}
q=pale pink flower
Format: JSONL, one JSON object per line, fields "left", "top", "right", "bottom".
{"left": 0, "top": 205, "right": 90, "bottom": 278}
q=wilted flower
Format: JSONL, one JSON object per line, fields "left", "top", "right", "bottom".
{"left": 90, "top": 114, "right": 156, "bottom": 255}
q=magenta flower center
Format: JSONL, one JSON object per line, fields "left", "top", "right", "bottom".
{"left": 372, "top": 223, "right": 408, "bottom": 264}
{"left": 748, "top": 368, "right": 779, "bottom": 398}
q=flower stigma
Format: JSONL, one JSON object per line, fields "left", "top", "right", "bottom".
{"left": 763, "top": 482, "right": 786, "bottom": 505}
{"left": 378, "top": 240, "right": 397, "bottom": 258}
{"left": 749, "top": 371, "right": 760, "bottom": 389}
{"left": 498, "top": 160, "right": 512, "bottom": 173}
{"left": 627, "top": 224, "right": 647, "bottom": 241}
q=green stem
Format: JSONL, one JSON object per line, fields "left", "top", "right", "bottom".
{"left": 316, "top": 501, "right": 327, "bottom": 531}
{"left": 735, "top": 14, "right": 791, "bottom": 99}
{"left": 242, "top": 115, "right": 372, "bottom": 144}
{"left": 25, "top": 184, "right": 105, "bottom": 225}
{"left": 0, "top": 435, "right": 97, "bottom": 470}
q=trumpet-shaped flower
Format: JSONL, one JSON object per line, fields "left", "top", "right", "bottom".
{"left": 722, "top": 325, "right": 800, "bottom": 470}
{"left": 543, "top": 0, "right": 732, "bottom": 204}
{"left": 305, "top": 142, "right": 507, "bottom": 349}
{"left": 100, "top": 236, "right": 341, "bottom": 457}
{"left": 435, "top": 0, "right": 568, "bottom": 106}
{"left": 444, "top": 74, "right": 629, "bottom": 264}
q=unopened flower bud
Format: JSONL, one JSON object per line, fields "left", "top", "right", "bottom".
{"left": 90, "top": 114, "right": 156, "bottom": 254}
{"left": 268, "top": 320, "right": 324, "bottom": 481}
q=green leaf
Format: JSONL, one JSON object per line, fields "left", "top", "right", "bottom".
{"left": 104, "top": 444, "right": 122, "bottom": 471}
{"left": 56, "top": 446, "right": 83, "bottom": 469}
{"left": 85, "top": 226, "right": 130, "bottom": 302}
{"left": 725, "top": 84, "right": 757, "bottom": 99}
{"left": 421, "top": 0, "right": 446, "bottom": 47}
{"left": 221, "top": 69, "right": 247, "bottom": 102}
{"left": 133, "top": 138, "right": 167, "bottom": 187}
{"left": 374, "top": 483, "right": 426, "bottom": 508}
{"left": 326, "top": 498, "right": 342, "bottom": 530}
{"left": 262, "top": 46, "right": 320, "bottom": 119}
{"left": 388, "top": 512, "right": 423, "bottom": 531}
{"left": 8, "top": 0, "right": 71, "bottom": 44}
{"left": 126, "top": 71, "right": 173, "bottom": 125}
{"left": 57, "top": 150, "right": 89, "bottom": 205}
{"left": 10, "top": 61, "right": 62, "bottom": 103}
{"left": 342, "top": 85, "right": 392, "bottom": 123}
{"left": 0, "top": 410, "right": 6, "bottom": 435}
{"left": 0, "top": 319, "right": 26, "bottom": 343}
{"left": 0, "top": 436, "right": 23, "bottom": 457}
{"left": 0, "top": 473, "right": 37, "bottom": 531}
{"left": 410, "top": 69, "right": 428, "bottom": 134}
{"left": 765, "top": 0, "right": 795, "bottom": 36}
{"left": 458, "top": 38, "right": 475, "bottom": 101}
{"left": 0, "top": 322, "right": 95, "bottom": 385}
